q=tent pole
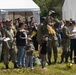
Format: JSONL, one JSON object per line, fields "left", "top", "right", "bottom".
{"left": 25, "top": 12, "right": 26, "bottom": 18}
{"left": 13, "top": 12, "right": 15, "bottom": 24}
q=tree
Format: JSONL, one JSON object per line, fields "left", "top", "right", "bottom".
{"left": 33, "top": 0, "right": 64, "bottom": 19}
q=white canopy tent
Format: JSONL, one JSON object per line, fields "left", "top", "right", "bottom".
{"left": 0, "top": 10, "right": 8, "bottom": 20}
{"left": 0, "top": 0, "right": 40, "bottom": 24}
{"left": 62, "top": 0, "right": 76, "bottom": 21}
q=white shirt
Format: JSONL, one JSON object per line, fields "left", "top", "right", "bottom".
{"left": 69, "top": 26, "right": 76, "bottom": 39}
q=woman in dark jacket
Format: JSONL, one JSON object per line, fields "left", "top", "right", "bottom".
{"left": 16, "top": 22, "right": 27, "bottom": 67}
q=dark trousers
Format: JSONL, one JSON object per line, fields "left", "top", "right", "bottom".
{"left": 32, "top": 37, "right": 38, "bottom": 51}
{"left": 47, "top": 47, "right": 58, "bottom": 63}
{"left": 70, "top": 39, "right": 76, "bottom": 63}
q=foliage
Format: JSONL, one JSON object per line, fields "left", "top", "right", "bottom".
{"left": 33, "top": 0, "right": 65, "bottom": 19}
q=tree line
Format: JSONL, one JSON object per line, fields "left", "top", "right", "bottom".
{"left": 33, "top": 0, "right": 64, "bottom": 20}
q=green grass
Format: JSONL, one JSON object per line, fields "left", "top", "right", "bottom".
{"left": 0, "top": 47, "right": 76, "bottom": 75}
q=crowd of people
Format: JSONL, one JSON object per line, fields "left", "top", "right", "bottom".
{"left": 0, "top": 17, "right": 38, "bottom": 70}
{"left": 0, "top": 15, "right": 76, "bottom": 70}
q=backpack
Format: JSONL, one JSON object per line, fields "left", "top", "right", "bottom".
{"left": 33, "top": 56, "right": 41, "bottom": 66}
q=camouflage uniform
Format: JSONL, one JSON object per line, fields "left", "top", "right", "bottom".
{"left": 60, "top": 25, "right": 70, "bottom": 63}
{"left": 2, "top": 25, "right": 18, "bottom": 68}
{"left": 47, "top": 34, "right": 58, "bottom": 64}
{"left": 37, "top": 24, "right": 45, "bottom": 44}
{"left": 37, "top": 21, "right": 58, "bottom": 64}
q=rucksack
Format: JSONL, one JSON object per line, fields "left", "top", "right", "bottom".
{"left": 33, "top": 56, "right": 41, "bottom": 66}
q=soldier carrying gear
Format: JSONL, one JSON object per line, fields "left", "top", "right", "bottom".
{"left": 60, "top": 21, "right": 71, "bottom": 63}
{"left": 2, "top": 19, "right": 18, "bottom": 69}
{"left": 37, "top": 16, "right": 58, "bottom": 65}
{"left": 47, "top": 24, "right": 58, "bottom": 65}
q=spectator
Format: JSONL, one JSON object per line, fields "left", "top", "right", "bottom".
{"left": 39, "top": 35, "right": 48, "bottom": 69}
{"left": 31, "top": 22, "right": 38, "bottom": 51}
{"left": 2, "top": 19, "right": 18, "bottom": 69}
{"left": 26, "top": 37, "right": 35, "bottom": 70}
{"left": 60, "top": 21, "right": 71, "bottom": 63}
{"left": 69, "top": 21, "right": 76, "bottom": 63}
{"left": 24, "top": 17, "right": 29, "bottom": 25}
{"left": 16, "top": 22, "right": 27, "bottom": 68}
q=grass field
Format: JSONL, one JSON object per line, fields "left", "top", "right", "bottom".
{"left": 0, "top": 47, "right": 76, "bottom": 75}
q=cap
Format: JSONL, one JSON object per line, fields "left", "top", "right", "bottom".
{"left": 41, "top": 17, "right": 46, "bottom": 22}
{"left": 43, "top": 35, "right": 48, "bottom": 38}
{"left": 6, "top": 19, "right": 12, "bottom": 22}
{"left": 48, "top": 22, "right": 54, "bottom": 26}
{"left": 27, "top": 38, "right": 32, "bottom": 41}
{"left": 71, "top": 21, "right": 76, "bottom": 24}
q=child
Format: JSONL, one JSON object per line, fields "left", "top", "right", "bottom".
{"left": 39, "top": 35, "right": 48, "bottom": 69}
{"left": 26, "top": 38, "right": 35, "bottom": 70}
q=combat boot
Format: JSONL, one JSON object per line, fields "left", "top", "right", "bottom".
{"left": 48, "top": 59, "right": 51, "bottom": 65}
{"left": 6, "top": 65, "right": 9, "bottom": 69}
{"left": 14, "top": 63, "right": 19, "bottom": 68}
{"left": 74, "top": 58, "right": 76, "bottom": 64}
{"left": 65, "top": 58, "right": 68, "bottom": 63}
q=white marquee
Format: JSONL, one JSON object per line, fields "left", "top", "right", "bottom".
{"left": 62, "top": 0, "right": 76, "bottom": 21}
{"left": 0, "top": 0, "right": 40, "bottom": 24}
